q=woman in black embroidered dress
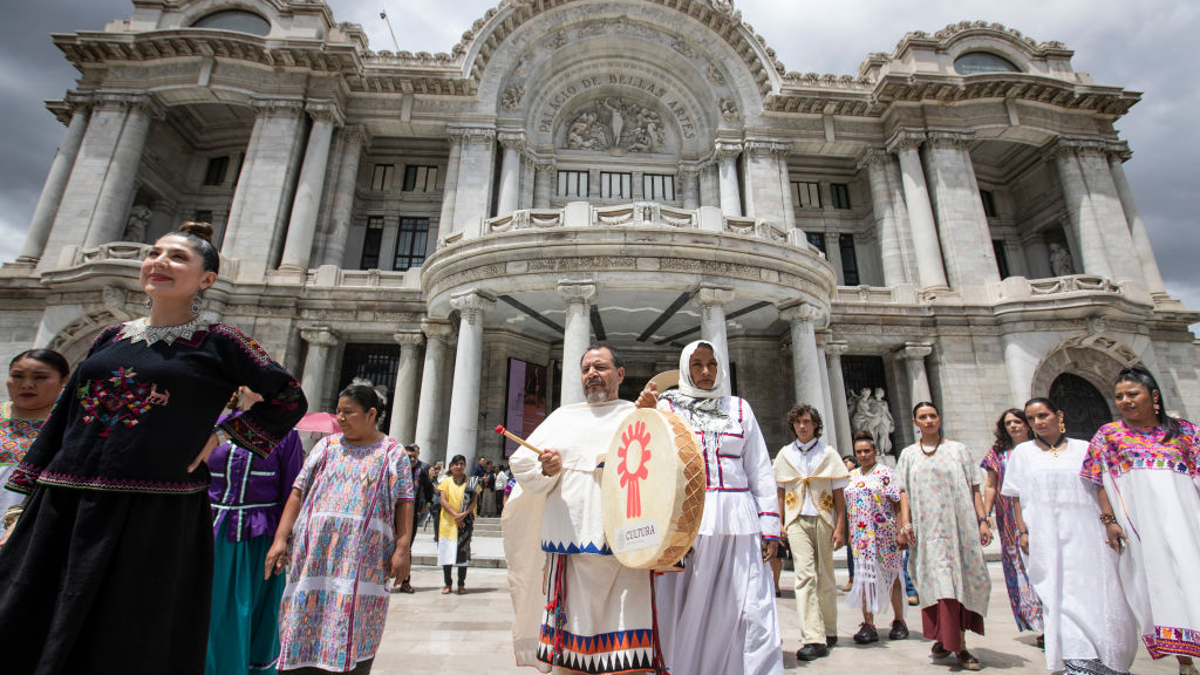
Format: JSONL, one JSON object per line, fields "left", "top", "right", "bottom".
{"left": 0, "top": 223, "right": 307, "bottom": 675}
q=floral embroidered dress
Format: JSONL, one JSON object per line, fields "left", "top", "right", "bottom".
{"left": 843, "top": 464, "right": 903, "bottom": 615}
{"left": 278, "top": 433, "right": 413, "bottom": 672}
{"left": 0, "top": 401, "right": 44, "bottom": 516}
{"left": 981, "top": 447, "right": 1043, "bottom": 632}
{"left": 1082, "top": 420, "right": 1200, "bottom": 659}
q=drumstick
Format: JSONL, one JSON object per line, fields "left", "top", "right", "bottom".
{"left": 494, "top": 425, "right": 546, "bottom": 459}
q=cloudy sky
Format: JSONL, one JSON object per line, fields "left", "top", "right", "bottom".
{"left": 2, "top": 0, "right": 1197, "bottom": 325}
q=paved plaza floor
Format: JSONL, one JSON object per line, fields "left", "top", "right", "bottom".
{"left": 374, "top": 527, "right": 1177, "bottom": 675}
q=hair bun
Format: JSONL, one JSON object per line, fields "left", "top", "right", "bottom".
{"left": 179, "top": 221, "right": 214, "bottom": 244}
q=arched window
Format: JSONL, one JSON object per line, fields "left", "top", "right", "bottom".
{"left": 954, "top": 52, "right": 1020, "bottom": 75}
{"left": 191, "top": 10, "right": 270, "bottom": 36}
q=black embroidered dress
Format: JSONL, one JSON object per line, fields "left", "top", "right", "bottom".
{"left": 0, "top": 314, "right": 306, "bottom": 675}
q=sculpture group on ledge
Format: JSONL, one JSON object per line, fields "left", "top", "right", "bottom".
{"left": 564, "top": 97, "right": 667, "bottom": 155}
{"left": 849, "top": 387, "right": 895, "bottom": 458}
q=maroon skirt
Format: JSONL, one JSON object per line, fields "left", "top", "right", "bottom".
{"left": 921, "top": 598, "right": 985, "bottom": 652}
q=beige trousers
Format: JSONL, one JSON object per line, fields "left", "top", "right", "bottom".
{"left": 788, "top": 514, "right": 838, "bottom": 643}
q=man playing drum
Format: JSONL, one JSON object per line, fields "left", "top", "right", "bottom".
{"left": 504, "top": 345, "right": 661, "bottom": 674}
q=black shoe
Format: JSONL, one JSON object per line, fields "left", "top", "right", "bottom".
{"left": 888, "top": 619, "right": 909, "bottom": 640}
{"left": 852, "top": 623, "right": 879, "bottom": 644}
{"left": 826, "top": 636, "right": 838, "bottom": 648}
{"left": 796, "top": 643, "right": 829, "bottom": 661}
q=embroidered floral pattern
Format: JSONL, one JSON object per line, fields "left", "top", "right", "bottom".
{"left": 77, "top": 367, "right": 170, "bottom": 437}
{"left": 211, "top": 323, "right": 273, "bottom": 367}
{"left": 1082, "top": 420, "right": 1200, "bottom": 485}
{"left": 0, "top": 412, "right": 42, "bottom": 466}
{"left": 1145, "top": 625, "right": 1200, "bottom": 659}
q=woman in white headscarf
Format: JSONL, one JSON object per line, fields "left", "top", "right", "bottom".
{"left": 651, "top": 340, "right": 784, "bottom": 675}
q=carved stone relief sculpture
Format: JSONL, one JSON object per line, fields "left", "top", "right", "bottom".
{"left": 563, "top": 98, "right": 667, "bottom": 155}
{"left": 1049, "top": 242, "right": 1075, "bottom": 276}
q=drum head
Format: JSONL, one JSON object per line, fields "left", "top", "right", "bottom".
{"left": 601, "top": 408, "right": 704, "bottom": 569}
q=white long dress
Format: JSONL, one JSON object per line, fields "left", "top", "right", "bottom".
{"left": 654, "top": 393, "right": 784, "bottom": 675}
{"left": 1002, "top": 438, "right": 1138, "bottom": 674}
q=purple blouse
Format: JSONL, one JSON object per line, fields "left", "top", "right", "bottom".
{"left": 207, "top": 412, "right": 303, "bottom": 542}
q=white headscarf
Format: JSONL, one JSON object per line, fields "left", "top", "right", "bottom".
{"left": 663, "top": 340, "right": 731, "bottom": 436}
{"left": 675, "top": 340, "right": 729, "bottom": 399}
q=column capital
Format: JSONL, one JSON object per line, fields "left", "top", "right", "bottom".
{"left": 713, "top": 140, "right": 743, "bottom": 162}
{"left": 899, "top": 341, "right": 933, "bottom": 360}
{"left": 497, "top": 130, "right": 526, "bottom": 152}
{"left": 925, "top": 130, "right": 975, "bottom": 148}
{"left": 420, "top": 318, "right": 455, "bottom": 344}
{"left": 824, "top": 341, "right": 850, "bottom": 357}
{"left": 1044, "top": 137, "right": 1109, "bottom": 162}
{"left": 696, "top": 285, "right": 735, "bottom": 308}
{"left": 780, "top": 301, "right": 827, "bottom": 327}
{"left": 451, "top": 289, "right": 496, "bottom": 325}
{"left": 532, "top": 158, "right": 556, "bottom": 176}
{"left": 885, "top": 129, "right": 926, "bottom": 155}
{"left": 1105, "top": 140, "right": 1132, "bottom": 163}
{"left": 393, "top": 329, "right": 425, "bottom": 348}
{"left": 93, "top": 92, "right": 165, "bottom": 120}
{"left": 448, "top": 126, "right": 496, "bottom": 145}
{"left": 300, "top": 326, "right": 339, "bottom": 347}
{"left": 250, "top": 97, "right": 305, "bottom": 118}
{"left": 306, "top": 100, "right": 345, "bottom": 127}
{"left": 558, "top": 279, "right": 596, "bottom": 305}
{"left": 744, "top": 140, "right": 790, "bottom": 157}
{"left": 341, "top": 124, "right": 370, "bottom": 148}
{"left": 857, "top": 147, "right": 892, "bottom": 171}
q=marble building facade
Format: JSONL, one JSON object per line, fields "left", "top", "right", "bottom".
{"left": 2, "top": 0, "right": 1197, "bottom": 465}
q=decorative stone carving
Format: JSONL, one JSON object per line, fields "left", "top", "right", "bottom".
{"left": 563, "top": 98, "right": 666, "bottom": 154}
{"left": 670, "top": 37, "right": 698, "bottom": 59}
{"left": 498, "top": 131, "right": 526, "bottom": 152}
{"left": 706, "top": 63, "right": 726, "bottom": 87}
{"left": 500, "top": 85, "right": 524, "bottom": 112}
{"left": 1049, "top": 242, "right": 1075, "bottom": 276}
{"left": 541, "top": 30, "right": 568, "bottom": 50}
{"left": 300, "top": 326, "right": 339, "bottom": 348}
{"left": 718, "top": 98, "right": 738, "bottom": 122}
{"left": 849, "top": 387, "right": 895, "bottom": 457}
{"left": 122, "top": 205, "right": 151, "bottom": 242}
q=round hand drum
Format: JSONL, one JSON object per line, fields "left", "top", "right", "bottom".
{"left": 601, "top": 408, "right": 705, "bottom": 569}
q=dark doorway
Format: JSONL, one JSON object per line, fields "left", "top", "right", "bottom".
{"left": 1049, "top": 373, "right": 1111, "bottom": 442}
{"left": 339, "top": 343, "right": 401, "bottom": 428}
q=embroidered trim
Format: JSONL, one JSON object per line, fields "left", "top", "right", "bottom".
{"left": 37, "top": 470, "right": 207, "bottom": 494}
{"left": 210, "top": 323, "right": 273, "bottom": 367}
{"left": 1144, "top": 625, "right": 1200, "bottom": 659}
{"left": 117, "top": 313, "right": 215, "bottom": 347}
{"left": 220, "top": 415, "right": 280, "bottom": 459}
{"left": 4, "top": 463, "right": 40, "bottom": 494}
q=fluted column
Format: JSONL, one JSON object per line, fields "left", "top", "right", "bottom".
{"left": 817, "top": 342, "right": 838, "bottom": 451}
{"left": 445, "top": 290, "right": 495, "bottom": 466}
{"left": 899, "top": 342, "right": 933, "bottom": 410}
{"left": 320, "top": 125, "right": 367, "bottom": 267}
{"left": 83, "top": 95, "right": 161, "bottom": 248}
{"left": 1050, "top": 142, "right": 1114, "bottom": 279}
{"left": 697, "top": 286, "right": 735, "bottom": 392}
{"left": 826, "top": 342, "right": 853, "bottom": 452}
{"left": 388, "top": 330, "right": 424, "bottom": 443}
{"left": 496, "top": 131, "right": 524, "bottom": 215}
{"left": 715, "top": 141, "right": 743, "bottom": 217}
{"left": 438, "top": 132, "right": 464, "bottom": 236}
{"left": 922, "top": 131, "right": 999, "bottom": 289}
{"left": 782, "top": 303, "right": 827, "bottom": 414}
{"left": 532, "top": 160, "right": 554, "bottom": 208}
{"left": 558, "top": 281, "right": 596, "bottom": 405}
{"left": 300, "top": 327, "right": 340, "bottom": 414}
{"left": 1107, "top": 149, "right": 1166, "bottom": 297}
{"left": 888, "top": 133, "right": 949, "bottom": 290}
{"left": 776, "top": 146, "right": 796, "bottom": 231}
{"left": 280, "top": 103, "right": 342, "bottom": 271}
{"left": 414, "top": 319, "right": 454, "bottom": 463}
{"left": 862, "top": 150, "right": 906, "bottom": 287}
{"left": 19, "top": 102, "right": 91, "bottom": 263}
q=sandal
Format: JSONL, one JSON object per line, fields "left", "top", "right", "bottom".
{"left": 931, "top": 642, "right": 951, "bottom": 658}
{"left": 441, "top": 586, "right": 451, "bottom": 594}
{"left": 957, "top": 650, "right": 982, "bottom": 671}
{"left": 456, "top": 586, "right": 467, "bottom": 595}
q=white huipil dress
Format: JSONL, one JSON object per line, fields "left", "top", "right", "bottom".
{"left": 653, "top": 393, "right": 784, "bottom": 675}
{"left": 1002, "top": 438, "right": 1138, "bottom": 673}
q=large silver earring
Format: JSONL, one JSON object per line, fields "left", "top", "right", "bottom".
{"left": 190, "top": 292, "right": 203, "bottom": 314}
{"left": 144, "top": 296, "right": 152, "bottom": 311}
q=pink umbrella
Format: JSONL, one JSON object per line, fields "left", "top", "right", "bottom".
{"left": 295, "top": 412, "right": 341, "bottom": 437}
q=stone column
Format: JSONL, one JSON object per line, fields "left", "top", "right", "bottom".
{"left": 777, "top": 150, "right": 797, "bottom": 231}
{"left": 782, "top": 303, "right": 827, "bottom": 412}
{"left": 388, "top": 330, "right": 424, "bottom": 443}
{"left": 1050, "top": 143, "right": 1115, "bottom": 279}
{"left": 715, "top": 141, "right": 743, "bottom": 218}
{"left": 826, "top": 232, "right": 845, "bottom": 285}
{"left": 817, "top": 343, "right": 838, "bottom": 451}
{"left": 899, "top": 342, "right": 933, "bottom": 409}
{"left": 697, "top": 286, "right": 735, "bottom": 392}
{"left": 450, "top": 128, "right": 497, "bottom": 234}
{"left": 495, "top": 131, "right": 525, "bottom": 216}
{"left": 1021, "top": 232, "right": 1053, "bottom": 279}
{"left": 1072, "top": 145, "right": 1144, "bottom": 285}
{"left": 444, "top": 290, "right": 495, "bottom": 466}
{"left": 83, "top": 96, "right": 161, "bottom": 248}
{"left": 680, "top": 167, "right": 700, "bottom": 209}
{"left": 438, "top": 132, "right": 465, "bottom": 235}
{"left": 699, "top": 163, "right": 720, "bottom": 208}
{"left": 1107, "top": 149, "right": 1167, "bottom": 297}
{"left": 742, "top": 141, "right": 789, "bottom": 224}
{"left": 825, "top": 342, "right": 853, "bottom": 452}
{"left": 18, "top": 102, "right": 91, "bottom": 263}
{"left": 862, "top": 150, "right": 906, "bottom": 287}
{"left": 319, "top": 125, "right": 367, "bottom": 267}
{"left": 888, "top": 133, "right": 949, "bottom": 290}
{"left": 922, "top": 132, "right": 999, "bottom": 289}
{"left": 280, "top": 104, "right": 342, "bottom": 271}
{"left": 1001, "top": 333, "right": 1035, "bottom": 410}
{"left": 532, "top": 160, "right": 554, "bottom": 209}
{"left": 300, "top": 327, "right": 340, "bottom": 413}
{"left": 558, "top": 281, "right": 596, "bottom": 406}
{"left": 414, "top": 319, "right": 454, "bottom": 464}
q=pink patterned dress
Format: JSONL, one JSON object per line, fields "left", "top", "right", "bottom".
{"left": 0, "top": 402, "right": 44, "bottom": 515}
{"left": 277, "top": 434, "right": 413, "bottom": 671}
{"left": 1083, "top": 420, "right": 1200, "bottom": 659}
{"left": 844, "top": 463, "right": 903, "bottom": 614}
{"left": 981, "top": 448, "right": 1043, "bottom": 631}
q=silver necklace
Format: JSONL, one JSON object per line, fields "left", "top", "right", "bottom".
{"left": 119, "top": 313, "right": 214, "bottom": 346}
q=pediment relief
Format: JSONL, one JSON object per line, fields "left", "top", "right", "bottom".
{"left": 562, "top": 97, "right": 668, "bottom": 155}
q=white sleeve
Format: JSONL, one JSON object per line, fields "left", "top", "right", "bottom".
{"left": 509, "top": 445, "right": 560, "bottom": 495}
{"left": 740, "top": 399, "right": 782, "bottom": 540}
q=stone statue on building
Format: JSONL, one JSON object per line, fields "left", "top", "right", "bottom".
{"left": 849, "top": 386, "right": 895, "bottom": 458}
{"left": 564, "top": 98, "right": 666, "bottom": 154}
{"left": 122, "top": 205, "right": 152, "bottom": 243}
{"left": 1049, "top": 242, "right": 1075, "bottom": 276}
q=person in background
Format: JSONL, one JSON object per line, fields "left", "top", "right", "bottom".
{"left": 0, "top": 348, "right": 70, "bottom": 543}
{"left": 896, "top": 401, "right": 992, "bottom": 671}
{"left": 494, "top": 463, "right": 508, "bottom": 517}
{"left": 429, "top": 461, "right": 443, "bottom": 541}
{"left": 1084, "top": 366, "right": 1200, "bottom": 675}
{"left": 394, "top": 443, "right": 432, "bottom": 594}
{"left": 982, "top": 408, "right": 1044, "bottom": 643}
{"left": 841, "top": 454, "right": 857, "bottom": 593}
{"left": 268, "top": 384, "right": 412, "bottom": 674}
{"left": 471, "top": 456, "right": 487, "bottom": 479}
{"left": 205, "top": 386, "right": 303, "bottom": 675}
{"left": 437, "top": 454, "right": 481, "bottom": 594}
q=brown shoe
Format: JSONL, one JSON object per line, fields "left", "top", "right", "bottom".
{"left": 931, "top": 641, "right": 951, "bottom": 658}
{"left": 456, "top": 586, "right": 467, "bottom": 595}
{"left": 957, "top": 650, "right": 981, "bottom": 670}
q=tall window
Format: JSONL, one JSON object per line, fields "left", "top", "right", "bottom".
{"left": 792, "top": 181, "right": 820, "bottom": 209}
{"left": 203, "top": 156, "right": 229, "bottom": 186}
{"left": 557, "top": 170, "right": 589, "bottom": 198}
{"left": 642, "top": 174, "right": 676, "bottom": 201}
{"left": 393, "top": 218, "right": 429, "bottom": 271}
{"left": 830, "top": 183, "right": 851, "bottom": 210}
{"left": 371, "top": 164, "right": 394, "bottom": 191}
{"left": 360, "top": 216, "right": 384, "bottom": 269}
{"left": 600, "top": 172, "right": 633, "bottom": 199}
{"left": 402, "top": 165, "right": 438, "bottom": 192}
{"left": 806, "top": 232, "right": 827, "bottom": 255}
{"left": 993, "top": 239, "right": 1011, "bottom": 279}
{"left": 840, "top": 233, "right": 860, "bottom": 285}
{"left": 980, "top": 190, "right": 998, "bottom": 218}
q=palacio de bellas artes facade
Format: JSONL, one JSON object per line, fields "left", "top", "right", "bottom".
{"left": 2, "top": 0, "right": 1198, "bottom": 466}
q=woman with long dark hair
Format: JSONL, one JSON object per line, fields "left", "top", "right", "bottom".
{"left": 436, "top": 453, "right": 481, "bottom": 594}
{"left": 0, "top": 223, "right": 307, "bottom": 674}
{"left": 1084, "top": 365, "right": 1200, "bottom": 675}
{"left": 1, "top": 348, "right": 69, "bottom": 535}
{"left": 981, "top": 408, "right": 1044, "bottom": 639}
